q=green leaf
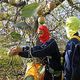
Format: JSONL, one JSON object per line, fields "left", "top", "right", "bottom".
{"left": 15, "top": 22, "right": 32, "bottom": 30}
{"left": 21, "top": 3, "right": 39, "bottom": 17}
{"left": 10, "top": 31, "right": 21, "bottom": 41}
{"left": 15, "top": 22, "right": 27, "bottom": 29}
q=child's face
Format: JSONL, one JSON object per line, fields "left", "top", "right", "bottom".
{"left": 37, "top": 29, "right": 44, "bottom": 37}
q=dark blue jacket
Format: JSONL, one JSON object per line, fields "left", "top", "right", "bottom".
{"left": 72, "top": 43, "right": 80, "bottom": 80}
{"left": 19, "top": 38, "right": 62, "bottom": 71}
{"left": 64, "top": 37, "right": 80, "bottom": 80}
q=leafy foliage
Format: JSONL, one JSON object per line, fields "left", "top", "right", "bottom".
{"left": 0, "top": 48, "right": 24, "bottom": 80}
{"left": 15, "top": 22, "right": 29, "bottom": 30}
{"left": 21, "top": 3, "right": 39, "bottom": 17}
{"left": 10, "top": 31, "right": 21, "bottom": 41}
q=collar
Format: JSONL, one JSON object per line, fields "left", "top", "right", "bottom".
{"left": 72, "top": 36, "right": 80, "bottom": 41}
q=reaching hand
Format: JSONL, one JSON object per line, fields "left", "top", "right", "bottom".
{"left": 9, "top": 46, "right": 22, "bottom": 56}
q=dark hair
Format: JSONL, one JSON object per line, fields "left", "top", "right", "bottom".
{"left": 74, "top": 32, "right": 78, "bottom": 36}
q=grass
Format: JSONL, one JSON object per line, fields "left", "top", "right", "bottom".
{"left": 0, "top": 48, "right": 25, "bottom": 80}
{"left": 0, "top": 47, "right": 64, "bottom": 80}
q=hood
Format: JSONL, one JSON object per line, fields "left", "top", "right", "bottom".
{"left": 37, "top": 25, "right": 50, "bottom": 43}
{"left": 65, "top": 16, "right": 80, "bottom": 39}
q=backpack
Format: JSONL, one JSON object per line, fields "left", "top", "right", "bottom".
{"left": 71, "top": 36, "right": 80, "bottom": 80}
{"left": 24, "top": 58, "right": 46, "bottom": 80}
{"left": 62, "top": 35, "right": 80, "bottom": 80}
{"left": 72, "top": 43, "right": 80, "bottom": 80}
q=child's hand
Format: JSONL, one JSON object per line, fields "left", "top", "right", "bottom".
{"left": 9, "top": 46, "right": 22, "bottom": 56}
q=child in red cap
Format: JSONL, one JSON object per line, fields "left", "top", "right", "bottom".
{"left": 9, "top": 25, "right": 62, "bottom": 80}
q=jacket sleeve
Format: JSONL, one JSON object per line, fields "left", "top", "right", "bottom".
{"left": 19, "top": 39, "right": 59, "bottom": 58}
{"left": 18, "top": 46, "right": 30, "bottom": 58}
{"left": 31, "top": 39, "right": 60, "bottom": 57}
{"left": 64, "top": 42, "right": 75, "bottom": 80}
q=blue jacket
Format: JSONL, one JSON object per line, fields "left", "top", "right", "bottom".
{"left": 19, "top": 38, "right": 62, "bottom": 71}
{"left": 64, "top": 37, "right": 80, "bottom": 80}
{"left": 71, "top": 43, "right": 80, "bottom": 80}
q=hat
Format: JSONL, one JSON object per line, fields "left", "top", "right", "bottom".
{"left": 65, "top": 16, "right": 80, "bottom": 39}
